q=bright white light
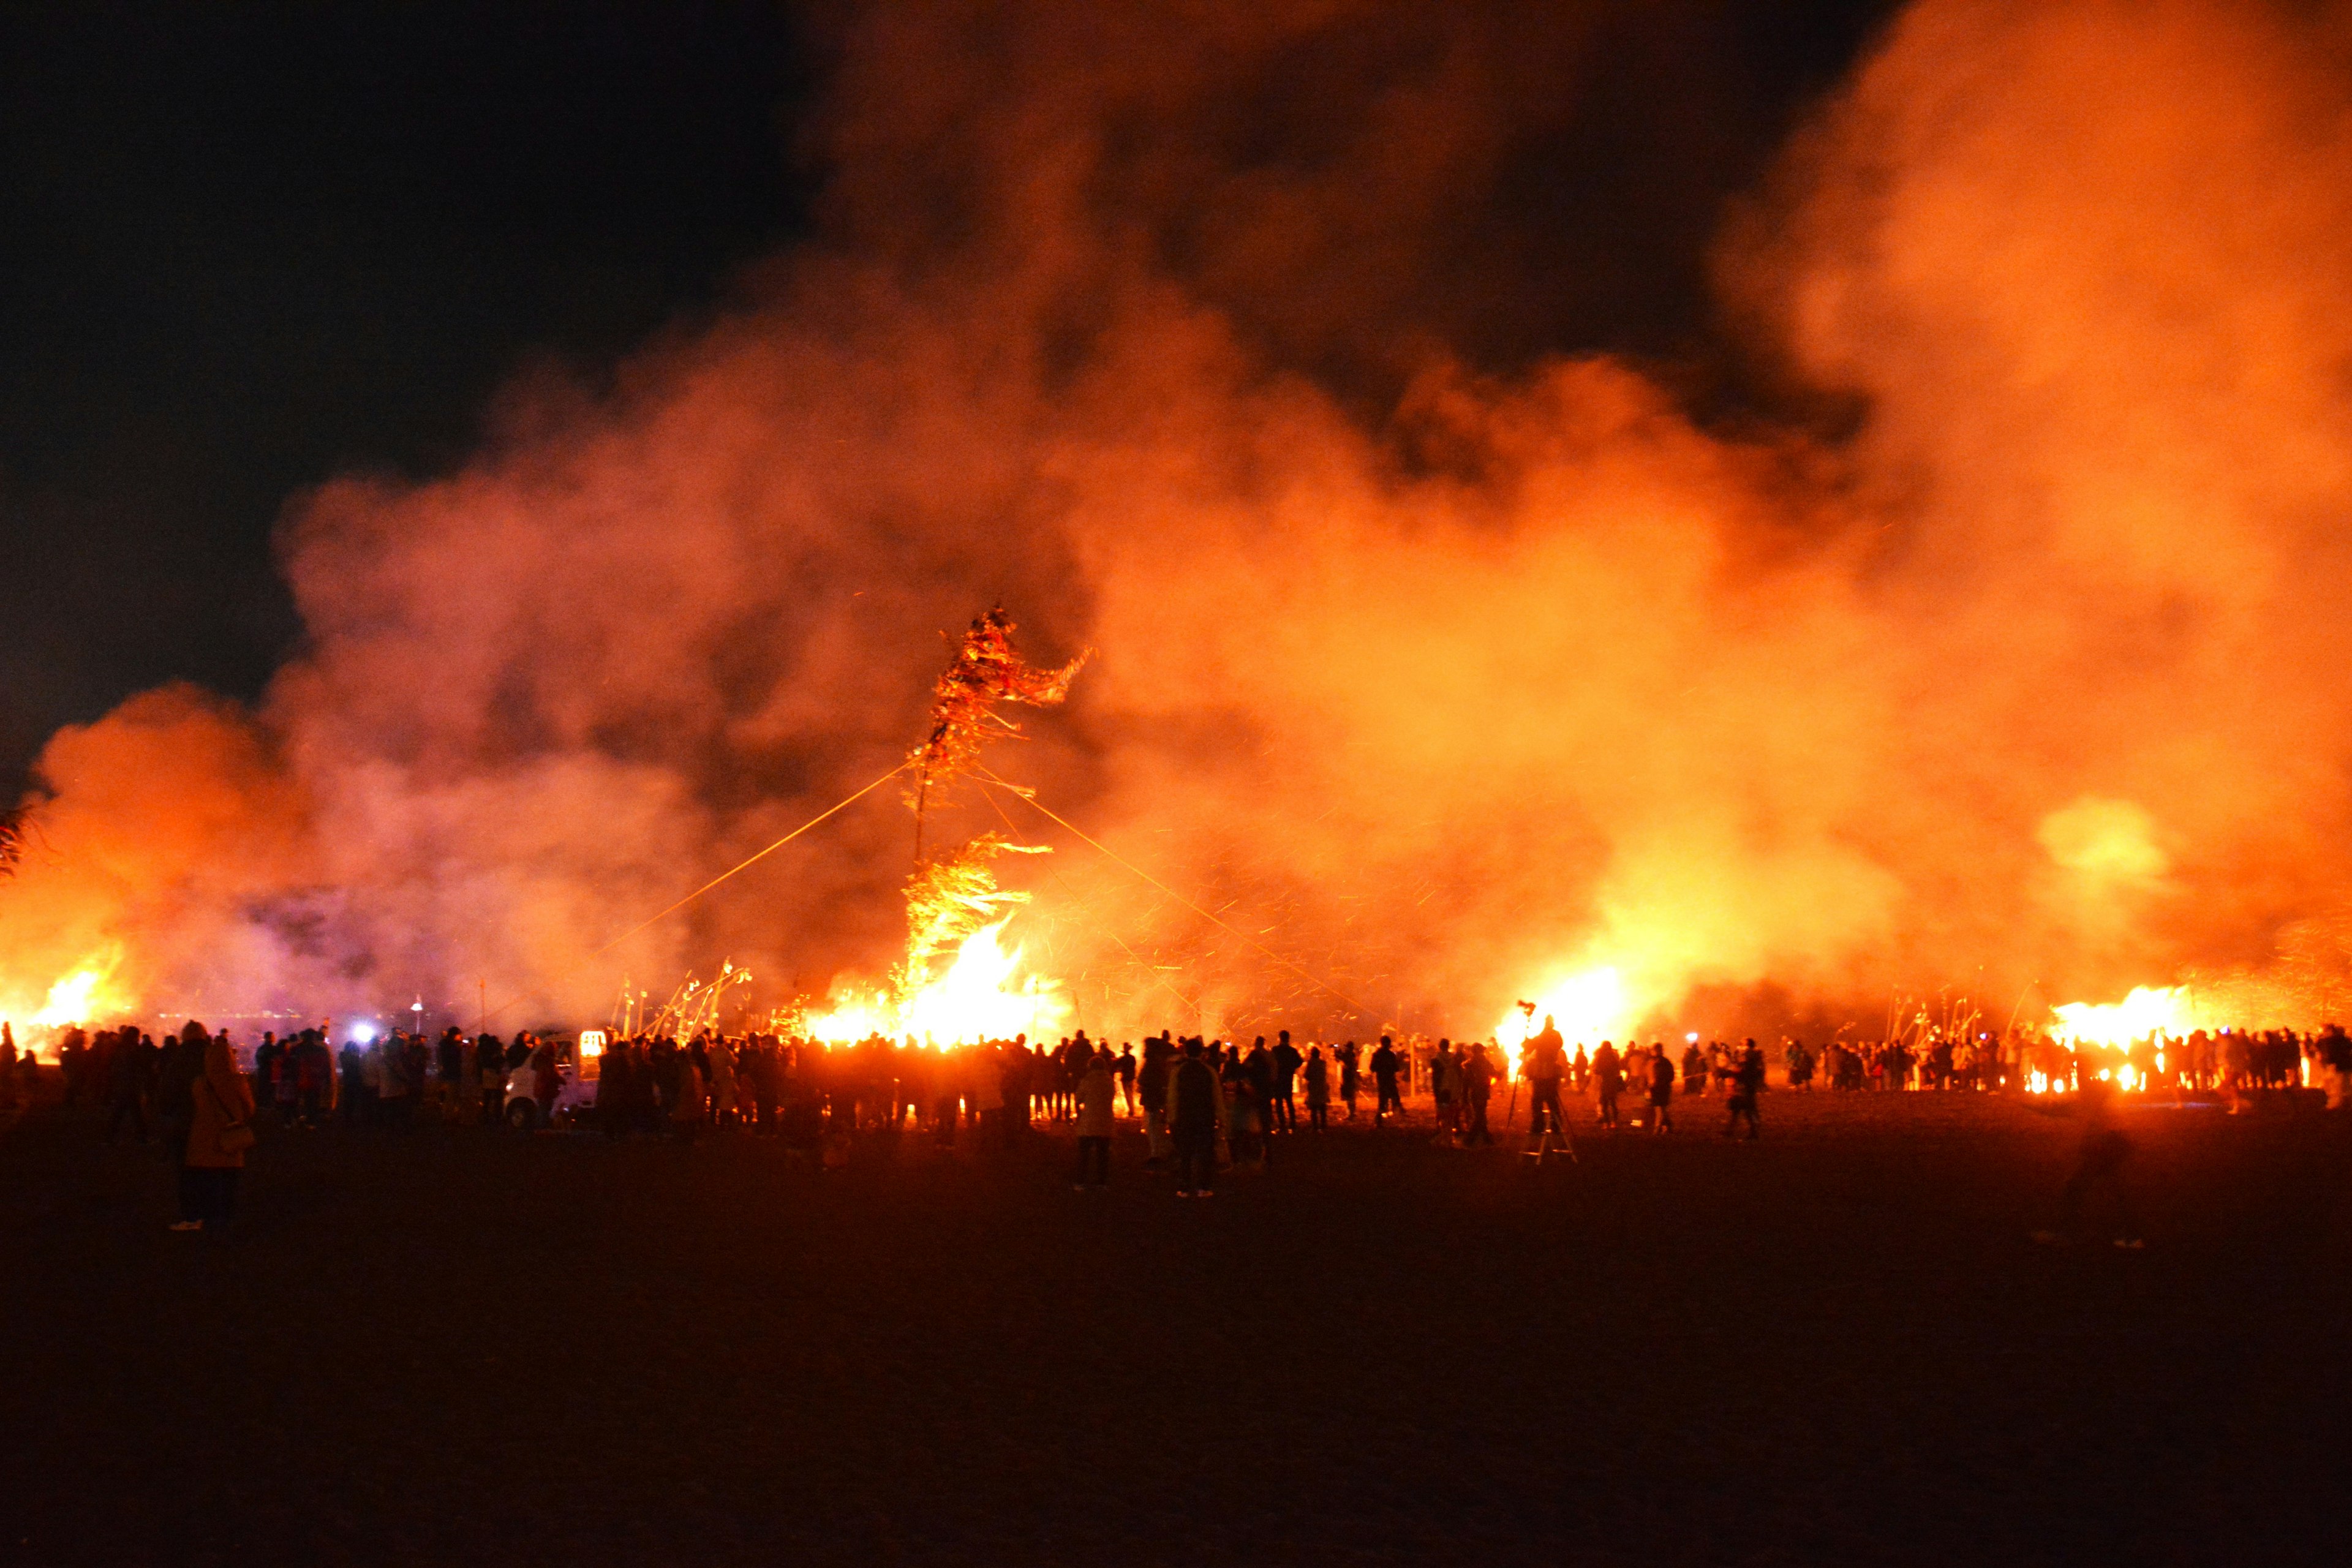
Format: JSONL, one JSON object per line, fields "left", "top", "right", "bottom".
{"left": 349, "top": 1022, "right": 377, "bottom": 1044}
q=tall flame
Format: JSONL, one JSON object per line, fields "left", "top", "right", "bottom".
{"left": 804, "top": 920, "right": 1066, "bottom": 1046}
{"left": 2048, "top": 986, "right": 2194, "bottom": 1046}
{"left": 31, "top": 948, "right": 128, "bottom": 1029}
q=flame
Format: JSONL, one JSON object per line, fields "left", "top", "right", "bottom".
{"left": 803, "top": 920, "right": 1066, "bottom": 1046}
{"left": 1494, "top": 963, "right": 1642, "bottom": 1072}
{"left": 31, "top": 948, "right": 129, "bottom": 1028}
{"left": 2048, "top": 985, "right": 2193, "bottom": 1046}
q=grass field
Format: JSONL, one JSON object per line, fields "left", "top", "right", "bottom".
{"left": 3, "top": 1082, "right": 2345, "bottom": 1566}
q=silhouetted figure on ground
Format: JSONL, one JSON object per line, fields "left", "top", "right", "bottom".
{"left": 2034, "top": 1077, "right": 2142, "bottom": 1248}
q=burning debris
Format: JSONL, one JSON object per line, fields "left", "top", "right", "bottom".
{"left": 907, "top": 607, "right": 1087, "bottom": 862}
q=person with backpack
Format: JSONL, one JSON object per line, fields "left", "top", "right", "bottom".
{"left": 1169, "top": 1038, "right": 1225, "bottom": 1198}
{"left": 174, "top": 1025, "right": 254, "bottom": 1234}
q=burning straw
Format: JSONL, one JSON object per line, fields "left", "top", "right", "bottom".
{"left": 888, "top": 608, "right": 1085, "bottom": 1016}
{"left": 907, "top": 606, "right": 1086, "bottom": 863}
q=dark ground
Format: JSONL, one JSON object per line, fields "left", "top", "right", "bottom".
{"left": 2, "top": 1084, "right": 2346, "bottom": 1567}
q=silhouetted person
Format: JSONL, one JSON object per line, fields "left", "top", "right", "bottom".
{"left": 1303, "top": 1046, "right": 1330, "bottom": 1130}
{"left": 176, "top": 1029, "right": 255, "bottom": 1235}
{"left": 1723, "top": 1040, "right": 1763, "bottom": 1139}
{"left": 1461, "top": 1041, "right": 1496, "bottom": 1146}
{"left": 1170, "top": 1038, "right": 1223, "bottom": 1197}
{"left": 1524, "top": 1017, "right": 1574, "bottom": 1159}
{"left": 1648, "top": 1048, "right": 1676, "bottom": 1133}
{"left": 1270, "top": 1030, "right": 1301, "bottom": 1131}
{"left": 1371, "top": 1035, "right": 1404, "bottom": 1125}
{"left": 105, "top": 1028, "right": 153, "bottom": 1144}
{"left": 1591, "top": 1039, "right": 1623, "bottom": 1131}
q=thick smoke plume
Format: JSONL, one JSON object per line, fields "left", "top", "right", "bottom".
{"left": 8, "top": 0, "right": 2352, "bottom": 1039}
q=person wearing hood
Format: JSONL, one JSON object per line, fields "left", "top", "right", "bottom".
{"left": 176, "top": 1026, "right": 255, "bottom": 1234}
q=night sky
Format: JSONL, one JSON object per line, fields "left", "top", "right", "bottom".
{"left": 0, "top": 1, "right": 1895, "bottom": 788}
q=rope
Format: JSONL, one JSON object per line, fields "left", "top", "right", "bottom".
{"left": 973, "top": 768, "right": 1374, "bottom": 1020}
{"left": 480, "top": 760, "right": 908, "bottom": 1027}
{"left": 971, "top": 774, "right": 1205, "bottom": 1023}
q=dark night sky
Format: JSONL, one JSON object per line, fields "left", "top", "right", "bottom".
{"left": 0, "top": 0, "right": 1894, "bottom": 788}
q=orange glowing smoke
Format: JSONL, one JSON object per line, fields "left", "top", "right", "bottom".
{"left": 9, "top": 1, "right": 2352, "bottom": 1038}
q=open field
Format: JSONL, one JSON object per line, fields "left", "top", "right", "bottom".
{"left": 3, "top": 1084, "right": 2346, "bottom": 1566}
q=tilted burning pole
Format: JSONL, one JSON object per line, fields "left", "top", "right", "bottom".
{"left": 897, "top": 608, "right": 1087, "bottom": 1016}
{"left": 907, "top": 606, "right": 1087, "bottom": 864}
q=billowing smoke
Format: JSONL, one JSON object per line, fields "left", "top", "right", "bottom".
{"left": 7, "top": 0, "right": 2352, "bottom": 1039}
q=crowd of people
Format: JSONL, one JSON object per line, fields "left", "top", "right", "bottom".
{"left": 7, "top": 1007, "right": 2347, "bottom": 1231}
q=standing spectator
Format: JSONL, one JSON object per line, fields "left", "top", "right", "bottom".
{"left": 1303, "top": 1045, "right": 1331, "bottom": 1131}
{"left": 598, "top": 1041, "right": 636, "bottom": 1138}
{"left": 1115, "top": 1042, "right": 1138, "bottom": 1117}
{"left": 1139, "top": 1036, "right": 1173, "bottom": 1167}
{"left": 105, "top": 1028, "right": 153, "bottom": 1144}
{"left": 435, "top": 1028, "right": 467, "bottom": 1121}
{"left": 1590, "top": 1039, "right": 1624, "bottom": 1131}
{"left": 1339, "top": 1041, "right": 1361, "bottom": 1120}
{"left": 1648, "top": 1047, "right": 1677, "bottom": 1134}
{"left": 1461, "top": 1041, "right": 1496, "bottom": 1146}
{"left": 249, "top": 1033, "right": 278, "bottom": 1117}
{"left": 1723, "top": 1040, "right": 1765, "bottom": 1139}
{"left": 1525, "top": 1019, "right": 1575, "bottom": 1158}
{"left": 373, "top": 1038, "right": 410, "bottom": 1129}
{"left": 669, "top": 1044, "right": 705, "bottom": 1140}
{"left": 707, "top": 1036, "right": 739, "bottom": 1128}
{"left": 338, "top": 1039, "right": 368, "bottom": 1126}
{"left": 530, "top": 1036, "right": 564, "bottom": 1128}
{"left": 156, "top": 1025, "right": 205, "bottom": 1165}
{"left": 176, "top": 1028, "right": 256, "bottom": 1234}
{"left": 1074, "top": 1049, "right": 1114, "bottom": 1188}
{"left": 477, "top": 1035, "right": 507, "bottom": 1125}
{"left": 2320, "top": 1025, "right": 2352, "bottom": 1111}
{"left": 1170, "top": 1038, "right": 1224, "bottom": 1198}
{"left": 1430, "top": 1039, "right": 1461, "bottom": 1144}
{"left": 457, "top": 1029, "right": 482, "bottom": 1125}
{"left": 1370, "top": 1036, "right": 1404, "bottom": 1126}
{"left": 1270, "top": 1031, "right": 1302, "bottom": 1131}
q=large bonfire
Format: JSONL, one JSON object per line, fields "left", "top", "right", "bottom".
{"left": 798, "top": 609, "right": 1084, "bottom": 1046}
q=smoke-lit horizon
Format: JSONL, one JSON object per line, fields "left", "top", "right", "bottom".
{"left": 8, "top": 0, "right": 2352, "bottom": 1042}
